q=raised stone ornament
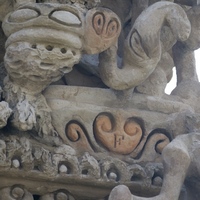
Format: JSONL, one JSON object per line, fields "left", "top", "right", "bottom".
{"left": 0, "top": 0, "right": 200, "bottom": 200}
{"left": 2, "top": 0, "right": 121, "bottom": 136}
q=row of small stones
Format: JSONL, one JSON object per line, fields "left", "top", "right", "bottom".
{"left": 12, "top": 158, "right": 119, "bottom": 181}
{"left": 8, "top": 185, "right": 71, "bottom": 199}
{"left": 12, "top": 159, "right": 162, "bottom": 185}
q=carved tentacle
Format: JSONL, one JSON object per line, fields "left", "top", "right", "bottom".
{"left": 99, "top": 2, "right": 191, "bottom": 90}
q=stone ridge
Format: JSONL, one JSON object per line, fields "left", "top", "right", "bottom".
{"left": 37, "top": 0, "right": 101, "bottom": 9}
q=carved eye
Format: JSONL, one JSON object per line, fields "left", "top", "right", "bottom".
{"left": 130, "top": 30, "right": 148, "bottom": 59}
{"left": 124, "top": 118, "right": 143, "bottom": 137}
{"left": 8, "top": 9, "right": 39, "bottom": 23}
{"left": 106, "top": 20, "right": 118, "bottom": 37}
{"left": 92, "top": 12, "right": 119, "bottom": 38}
{"left": 93, "top": 13, "right": 105, "bottom": 35}
{"left": 50, "top": 11, "right": 81, "bottom": 26}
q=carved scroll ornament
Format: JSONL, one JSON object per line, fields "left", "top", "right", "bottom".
{"left": 0, "top": 1, "right": 200, "bottom": 200}
{"left": 94, "top": 113, "right": 143, "bottom": 154}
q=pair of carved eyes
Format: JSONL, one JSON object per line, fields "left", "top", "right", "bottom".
{"left": 95, "top": 114, "right": 144, "bottom": 137}
{"left": 8, "top": 7, "right": 119, "bottom": 38}
{"left": 8, "top": 8, "right": 81, "bottom": 26}
{"left": 93, "top": 13, "right": 119, "bottom": 38}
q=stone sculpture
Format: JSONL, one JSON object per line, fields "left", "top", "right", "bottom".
{"left": 109, "top": 132, "right": 200, "bottom": 200}
{"left": 0, "top": 0, "right": 200, "bottom": 199}
{"left": 2, "top": 0, "right": 121, "bottom": 136}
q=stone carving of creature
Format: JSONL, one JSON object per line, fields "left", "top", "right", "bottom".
{"left": 0, "top": 0, "right": 197, "bottom": 136}
{"left": 72, "top": 0, "right": 200, "bottom": 97}
{"left": 98, "top": 1, "right": 191, "bottom": 92}
{"left": 172, "top": 1, "right": 200, "bottom": 100}
{"left": 133, "top": 0, "right": 200, "bottom": 96}
{"left": 1, "top": 0, "right": 121, "bottom": 136}
{"left": 109, "top": 132, "right": 200, "bottom": 200}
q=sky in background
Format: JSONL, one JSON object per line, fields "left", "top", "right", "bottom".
{"left": 165, "top": 49, "right": 200, "bottom": 94}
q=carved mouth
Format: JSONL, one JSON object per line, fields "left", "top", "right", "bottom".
{"left": 5, "top": 40, "right": 81, "bottom": 83}
{"left": 5, "top": 28, "right": 83, "bottom": 50}
{"left": 40, "top": 62, "right": 54, "bottom": 67}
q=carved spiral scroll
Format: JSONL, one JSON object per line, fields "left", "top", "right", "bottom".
{"left": 94, "top": 113, "right": 144, "bottom": 155}
{"left": 133, "top": 129, "right": 172, "bottom": 161}
{"left": 65, "top": 121, "right": 95, "bottom": 153}
{"left": 66, "top": 123, "right": 82, "bottom": 142}
{"left": 124, "top": 118, "right": 143, "bottom": 137}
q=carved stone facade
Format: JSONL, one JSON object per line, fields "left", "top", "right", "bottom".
{"left": 0, "top": 0, "right": 200, "bottom": 199}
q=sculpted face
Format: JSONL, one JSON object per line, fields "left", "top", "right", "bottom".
{"left": 94, "top": 113, "right": 143, "bottom": 155}
{"left": 2, "top": 2, "right": 121, "bottom": 92}
{"left": 3, "top": 3, "right": 84, "bottom": 88}
{"left": 1, "top": 1, "right": 121, "bottom": 134}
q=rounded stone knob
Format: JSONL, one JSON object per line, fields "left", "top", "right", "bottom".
{"left": 108, "top": 172, "right": 118, "bottom": 181}
{"left": 109, "top": 185, "right": 132, "bottom": 200}
{"left": 12, "top": 159, "right": 20, "bottom": 168}
{"left": 11, "top": 186, "right": 25, "bottom": 199}
{"left": 55, "top": 192, "right": 68, "bottom": 200}
{"left": 152, "top": 176, "right": 163, "bottom": 186}
{"left": 59, "top": 165, "right": 68, "bottom": 173}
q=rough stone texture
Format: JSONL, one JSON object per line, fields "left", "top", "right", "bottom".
{"left": 0, "top": 0, "right": 200, "bottom": 200}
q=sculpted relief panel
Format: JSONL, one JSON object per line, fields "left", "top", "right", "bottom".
{"left": 0, "top": 0, "right": 200, "bottom": 199}
{"left": 2, "top": 1, "right": 121, "bottom": 136}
